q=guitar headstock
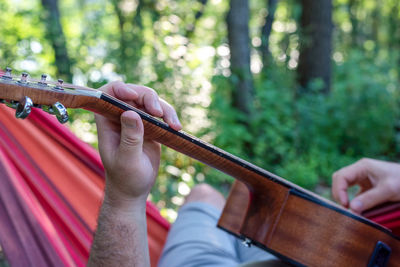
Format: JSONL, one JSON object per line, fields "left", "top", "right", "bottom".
{"left": 0, "top": 67, "right": 102, "bottom": 123}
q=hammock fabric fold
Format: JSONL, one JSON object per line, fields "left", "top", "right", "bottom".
{"left": 0, "top": 105, "right": 169, "bottom": 267}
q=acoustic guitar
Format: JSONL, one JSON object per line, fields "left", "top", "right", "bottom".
{"left": 0, "top": 68, "right": 399, "bottom": 266}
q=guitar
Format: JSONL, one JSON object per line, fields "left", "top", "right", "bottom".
{"left": 0, "top": 68, "right": 399, "bottom": 267}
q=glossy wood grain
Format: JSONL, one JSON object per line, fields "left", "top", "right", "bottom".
{"left": 218, "top": 181, "right": 249, "bottom": 237}
{"left": 220, "top": 182, "right": 400, "bottom": 266}
{"left": 0, "top": 81, "right": 100, "bottom": 109}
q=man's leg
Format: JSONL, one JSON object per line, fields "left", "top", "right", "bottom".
{"left": 158, "top": 183, "right": 282, "bottom": 267}
{"left": 184, "top": 183, "right": 226, "bottom": 210}
{"left": 158, "top": 184, "right": 240, "bottom": 267}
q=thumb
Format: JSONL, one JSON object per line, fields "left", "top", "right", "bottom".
{"left": 118, "top": 111, "right": 144, "bottom": 159}
{"left": 350, "top": 186, "right": 388, "bottom": 214}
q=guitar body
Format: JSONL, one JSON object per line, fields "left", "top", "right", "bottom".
{"left": 219, "top": 181, "right": 400, "bottom": 266}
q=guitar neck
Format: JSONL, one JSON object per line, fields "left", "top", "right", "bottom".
{"left": 95, "top": 92, "right": 347, "bottom": 212}
{"left": 99, "top": 93, "right": 287, "bottom": 183}
{"left": 0, "top": 75, "right": 391, "bottom": 238}
{"left": 0, "top": 75, "right": 365, "bottom": 216}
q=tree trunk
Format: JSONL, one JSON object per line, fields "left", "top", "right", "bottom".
{"left": 133, "top": 0, "right": 144, "bottom": 29}
{"left": 297, "top": 0, "right": 333, "bottom": 94}
{"left": 112, "top": 0, "right": 144, "bottom": 80}
{"left": 112, "top": 0, "right": 127, "bottom": 60}
{"left": 371, "top": 2, "right": 380, "bottom": 54}
{"left": 260, "top": 0, "right": 278, "bottom": 69}
{"left": 227, "top": 0, "right": 254, "bottom": 117}
{"left": 388, "top": 4, "right": 399, "bottom": 51}
{"left": 348, "top": 0, "right": 359, "bottom": 47}
{"left": 41, "top": 0, "right": 72, "bottom": 80}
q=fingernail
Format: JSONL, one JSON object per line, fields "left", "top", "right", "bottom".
{"left": 350, "top": 199, "right": 363, "bottom": 211}
{"left": 122, "top": 114, "right": 137, "bottom": 128}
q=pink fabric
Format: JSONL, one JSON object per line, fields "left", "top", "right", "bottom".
{"left": 0, "top": 104, "right": 169, "bottom": 266}
{"left": 364, "top": 203, "right": 400, "bottom": 236}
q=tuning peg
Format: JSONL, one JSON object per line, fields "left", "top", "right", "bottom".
{"left": 2, "top": 67, "right": 12, "bottom": 80}
{"left": 54, "top": 79, "right": 64, "bottom": 90}
{"left": 39, "top": 74, "right": 47, "bottom": 85}
{"left": 52, "top": 102, "right": 68, "bottom": 123}
{"left": 18, "top": 72, "right": 28, "bottom": 84}
{"left": 15, "top": 96, "right": 33, "bottom": 119}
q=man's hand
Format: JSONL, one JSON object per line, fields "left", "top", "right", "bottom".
{"left": 95, "top": 81, "right": 181, "bottom": 209}
{"left": 88, "top": 81, "right": 181, "bottom": 267}
{"left": 332, "top": 158, "right": 400, "bottom": 214}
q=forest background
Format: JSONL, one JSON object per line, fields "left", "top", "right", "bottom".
{"left": 1, "top": 0, "right": 399, "bottom": 221}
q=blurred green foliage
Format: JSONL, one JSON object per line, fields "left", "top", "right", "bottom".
{"left": 1, "top": 0, "right": 399, "bottom": 220}
{"left": 209, "top": 49, "right": 399, "bottom": 190}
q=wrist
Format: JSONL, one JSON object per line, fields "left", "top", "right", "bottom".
{"left": 103, "top": 184, "right": 148, "bottom": 216}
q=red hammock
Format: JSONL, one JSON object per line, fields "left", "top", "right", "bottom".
{"left": 0, "top": 105, "right": 169, "bottom": 266}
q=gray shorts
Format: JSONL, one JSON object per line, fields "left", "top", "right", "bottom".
{"left": 158, "top": 202, "right": 283, "bottom": 267}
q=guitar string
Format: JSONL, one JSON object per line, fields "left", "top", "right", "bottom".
{"left": 2, "top": 75, "right": 97, "bottom": 92}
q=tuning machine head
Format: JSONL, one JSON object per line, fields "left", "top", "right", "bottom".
{"left": 1, "top": 67, "right": 12, "bottom": 80}
{"left": 53, "top": 102, "right": 69, "bottom": 123}
{"left": 38, "top": 74, "right": 48, "bottom": 85}
{"left": 15, "top": 96, "right": 33, "bottom": 119}
{"left": 53, "top": 79, "right": 64, "bottom": 91}
{"left": 2, "top": 96, "right": 34, "bottom": 120}
{"left": 18, "top": 72, "right": 29, "bottom": 84}
{"left": 42, "top": 102, "right": 69, "bottom": 123}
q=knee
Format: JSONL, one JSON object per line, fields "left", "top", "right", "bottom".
{"left": 184, "top": 183, "right": 226, "bottom": 211}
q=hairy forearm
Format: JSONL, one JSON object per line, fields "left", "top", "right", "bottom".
{"left": 88, "top": 196, "right": 149, "bottom": 267}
